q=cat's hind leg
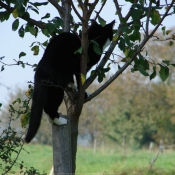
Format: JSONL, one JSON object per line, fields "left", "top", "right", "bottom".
{"left": 44, "top": 87, "right": 68, "bottom": 126}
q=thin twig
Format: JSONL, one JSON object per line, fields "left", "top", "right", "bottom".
{"left": 48, "top": 0, "right": 65, "bottom": 19}
{"left": 94, "top": 0, "right": 107, "bottom": 21}
{"left": 113, "top": 0, "right": 123, "bottom": 22}
{"left": 71, "top": 0, "right": 83, "bottom": 21}
{"left": 88, "top": 0, "right": 99, "bottom": 17}
{"left": 77, "top": 0, "right": 83, "bottom": 9}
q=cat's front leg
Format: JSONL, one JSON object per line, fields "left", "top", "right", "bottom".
{"left": 68, "top": 82, "right": 90, "bottom": 99}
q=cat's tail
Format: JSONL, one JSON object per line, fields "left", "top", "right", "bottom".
{"left": 25, "top": 84, "right": 47, "bottom": 143}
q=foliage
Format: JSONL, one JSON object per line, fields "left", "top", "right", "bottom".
{"left": 0, "top": 115, "right": 45, "bottom": 174}
{"left": 0, "top": 87, "right": 46, "bottom": 174}
{"left": 80, "top": 71, "right": 175, "bottom": 148}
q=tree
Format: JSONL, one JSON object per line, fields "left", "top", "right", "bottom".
{"left": 98, "top": 72, "right": 175, "bottom": 149}
{"left": 0, "top": 0, "right": 175, "bottom": 174}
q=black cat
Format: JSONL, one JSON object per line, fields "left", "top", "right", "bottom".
{"left": 25, "top": 20, "right": 115, "bottom": 143}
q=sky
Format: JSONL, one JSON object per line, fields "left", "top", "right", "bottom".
{"left": 0, "top": 0, "right": 174, "bottom": 108}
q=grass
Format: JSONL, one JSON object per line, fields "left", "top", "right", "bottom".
{"left": 1, "top": 144, "right": 175, "bottom": 175}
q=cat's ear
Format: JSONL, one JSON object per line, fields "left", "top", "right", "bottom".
{"left": 108, "top": 20, "right": 115, "bottom": 28}
{"left": 90, "top": 20, "right": 99, "bottom": 26}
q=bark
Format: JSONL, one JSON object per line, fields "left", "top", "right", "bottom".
{"left": 52, "top": 87, "right": 79, "bottom": 174}
{"left": 51, "top": 0, "right": 79, "bottom": 174}
{"left": 52, "top": 123, "right": 72, "bottom": 173}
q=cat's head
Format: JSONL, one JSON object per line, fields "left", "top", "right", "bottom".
{"left": 88, "top": 20, "right": 115, "bottom": 50}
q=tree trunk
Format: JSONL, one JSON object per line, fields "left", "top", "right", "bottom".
{"left": 52, "top": 123, "right": 72, "bottom": 173}
{"left": 51, "top": 1, "right": 80, "bottom": 174}
{"left": 52, "top": 117, "right": 79, "bottom": 174}
{"left": 52, "top": 84, "right": 80, "bottom": 174}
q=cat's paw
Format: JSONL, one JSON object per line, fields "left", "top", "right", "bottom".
{"left": 54, "top": 117, "right": 68, "bottom": 126}
{"left": 68, "top": 83, "right": 78, "bottom": 92}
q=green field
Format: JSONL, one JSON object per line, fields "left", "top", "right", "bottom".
{"left": 1, "top": 144, "right": 175, "bottom": 175}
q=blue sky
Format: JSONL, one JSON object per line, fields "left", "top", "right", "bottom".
{"left": 0, "top": 0, "right": 174, "bottom": 108}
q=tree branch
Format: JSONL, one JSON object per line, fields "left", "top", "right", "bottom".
{"left": 113, "top": 0, "right": 123, "bottom": 22}
{"left": 77, "top": 0, "right": 83, "bottom": 9}
{"left": 84, "top": 0, "right": 174, "bottom": 103}
{"left": 71, "top": 0, "right": 83, "bottom": 21}
{"left": 88, "top": 0, "right": 99, "bottom": 16}
{"left": 84, "top": 40, "right": 119, "bottom": 89}
{"left": 48, "top": 0, "right": 65, "bottom": 19}
{"left": 94, "top": 0, "right": 107, "bottom": 21}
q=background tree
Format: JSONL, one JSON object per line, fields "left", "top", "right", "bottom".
{"left": 0, "top": 0, "right": 175, "bottom": 174}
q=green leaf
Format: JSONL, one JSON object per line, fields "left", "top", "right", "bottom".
{"left": 12, "top": 8, "right": 18, "bottom": 18}
{"left": 130, "top": 30, "right": 141, "bottom": 42}
{"left": 118, "top": 37, "right": 125, "bottom": 51}
{"left": 17, "top": 5, "right": 25, "bottom": 16}
{"left": 12, "top": 98, "right": 21, "bottom": 105}
{"left": 80, "top": 74, "right": 86, "bottom": 85}
{"left": 169, "top": 41, "right": 173, "bottom": 46}
{"left": 15, "top": 0, "right": 24, "bottom": 9}
{"left": 46, "top": 23, "right": 56, "bottom": 34}
{"left": 23, "top": 12, "right": 30, "bottom": 20}
{"left": 1, "top": 65, "right": 5, "bottom": 72}
{"left": 21, "top": 112, "right": 30, "bottom": 127}
{"left": 159, "top": 65, "right": 169, "bottom": 82}
{"left": 18, "top": 25, "right": 25, "bottom": 37}
{"left": 19, "top": 52, "right": 26, "bottom": 58}
{"left": 124, "top": 33, "right": 133, "bottom": 47}
{"left": 151, "top": 9, "right": 161, "bottom": 25}
{"left": 98, "top": 16, "right": 106, "bottom": 27}
{"left": 161, "top": 26, "right": 166, "bottom": 36}
{"left": 18, "top": 61, "right": 25, "bottom": 68}
{"left": 41, "top": 13, "right": 50, "bottom": 20}
{"left": 0, "top": 11, "right": 11, "bottom": 22}
{"left": 97, "top": 70, "right": 106, "bottom": 83}
{"left": 93, "top": 44, "right": 102, "bottom": 55}
{"left": 131, "top": 9, "right": 143, "bottom": 21}
{"left": 12, "top": 19, "right": 19, "bottom": 31}
{"left": 162, "top": 60, "right": 170, "bottom": 66}
{"left": 112, "top": 34, "right": 118, "bottom": 42}
{"left": 31, "top": 45, "right": 39, "bottom": 55}
{"left": 166, "top": 30, "right": 172, "bottom": 35}
{"left": 0, "top": 56, "right": 5, "bottom": 60}
{"left": 31, "top": 8, "right": 39, "bottom": 14}
{"left": 139, "top": 0, "right": 144, "bottom": 6}
{"left": 91, "top": 40, "right": 102, "bottom": 55}
{"left": 32, "top": 2, "right": 48, "bottom": 6}
{"left": 52, "top": 17, "right": 63, "bottom": 28}
{"left": 139, "top": 56, "right": 149, "bottom": 70}
{"left": 29, "top": 26, "right": 36, "bottom": 36}
{"left": 150, "top": 66, "right": 156, "bottom": 80}
{"left": 74, "top": 47, "right": 82, "bottom": 54}
{"left": 42, "top": 29, "right": 49, "bottom": 37}
{"left": 138, "top": 67, "right": 149, "bottom": 76}
{"left": 42, "top": 40, "right": 48, "bottom": 47}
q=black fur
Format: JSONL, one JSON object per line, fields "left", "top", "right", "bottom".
{"left": 25, "top": 20, "right": 114, "bottom": 143}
